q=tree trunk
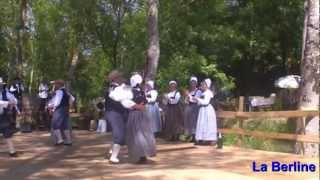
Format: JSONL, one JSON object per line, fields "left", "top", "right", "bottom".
{"left": 67, "top": 48, "right": 79, "bottom": 91}
{"left": 144, "top": 0, "right": 160, "bottom": 81}
{"left": 296, "top": 0, "right": 320, "bottom": 157}
{"left": 15, "top": 0, "right": 27, "bottom": 78}
{"left": 301, "top": 1, "right": 308, "bottom": 65}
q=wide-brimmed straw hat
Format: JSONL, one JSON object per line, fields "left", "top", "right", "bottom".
{"left": 107, "top": 70, "right": 124, "bottom": 81}
{"left": 50, "top": 79, "right": 65, "bottom": 87}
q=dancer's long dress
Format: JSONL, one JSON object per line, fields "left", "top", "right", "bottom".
{"left": 163, "top": 90, "right": 184, "bottom": 139}
{"left": 195, "top": 90, "right": 217, "bottom": 141}
{"left": 145, "top": 90, "right": 161, "bottom": 133}
{"left": 0, "top": 91, "right": 17, "bottom": 139}
{"left": 184, "top": 89, "right": 201, "bottom": 135}
{"left": 125, "top": 88, "right": 156, "bottom": 163}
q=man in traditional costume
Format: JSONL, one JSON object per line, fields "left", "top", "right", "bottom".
{"left": 104, "top": 70, "right": 128, "bottom": 163}
{"left": 47, "top": 80, "right": 74, "bottom": 146}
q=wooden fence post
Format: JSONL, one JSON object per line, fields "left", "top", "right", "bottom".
{"left": 237, "top": 96, "right": 245, "bottom": 146}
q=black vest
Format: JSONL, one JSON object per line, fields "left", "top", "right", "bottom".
{"left": 1, "top": 90, "right": 8, "bottom": 115}
{"left": 105, "top": 87, "right": 126, "bottom": 114}
{"left": 10, "top": 84, "right": 23, "bottom": 99}
{"left": 132, "top": 88, "right": 147, "bottom": 104}
{"left": 56, "top": 88, "right": 70, "bottom": 110}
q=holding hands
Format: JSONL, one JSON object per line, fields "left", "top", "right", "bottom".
{"left": 133, "top": 103, "right": 145, "bottom": 111}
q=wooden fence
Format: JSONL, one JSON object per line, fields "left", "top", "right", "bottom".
{"left": 217, "top": 96, "right": 320, "bottom": 144}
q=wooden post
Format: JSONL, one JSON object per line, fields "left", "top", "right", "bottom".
{"left": 237, "top": 96, "right": 245, "bottom": 146}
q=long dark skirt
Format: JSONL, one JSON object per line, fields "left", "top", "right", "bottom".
{"left": 184, "top": 103, "right": 199, "bottom": 135}
{"left": 163, "top": 104, "right": 184, "bottom": 139}
{"left": 0, "top": 114, "right": 14, "bottom": 138}
{"left": 146, "top": 103, "right": 161, "bottom": 133}
{"left": 126, "top": 110, "right": 156, "bottom": 163}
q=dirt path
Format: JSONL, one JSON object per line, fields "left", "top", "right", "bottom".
{"left": 0, "top": 131, "right": 319, "bottom": 180}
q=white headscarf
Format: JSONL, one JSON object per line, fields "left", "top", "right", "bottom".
{"left": 169, "top": 80, "right": 177, "bottom": 85}
{"left": 130, "top": 74, "right": 143, "bottom": 87}
{"left": 190, "top": 76, "right": 198, "bottom": 82}
{"left": 204, "top": 78, "right": 211, "bottom": 88}
{"left": 146, "top": 80, "right": 155, "bottom": 89}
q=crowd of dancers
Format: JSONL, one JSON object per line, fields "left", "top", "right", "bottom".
{"left": 102, "top": 70, "right": 217, "bottom": 164}
{"left": 0, "top": 70, "right": 218, "bottom": 164}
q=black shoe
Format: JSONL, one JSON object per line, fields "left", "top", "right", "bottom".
{"left": 194, "top": 140, "right": 204, "bottom": 145}
{"left": 9, "top": 152, "right": 18, "bottom": 158}
{"left": 63, "top": 143, "right": 72, "bottom": 146}
{"left": 55, "top": 142, "right": 64, "bottom": 146}
{"left": 137, "top": 157, "right": 147, "bottom": 164}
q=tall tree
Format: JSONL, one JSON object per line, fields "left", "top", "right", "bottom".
{"left": 296, "top": 0, "right": 319, "bottom": 156}
{"left": 144, "top": 0, "right": 160, "bottom": 81}
{"left": 15, "top": 0, "right": 28, "bottom": 78}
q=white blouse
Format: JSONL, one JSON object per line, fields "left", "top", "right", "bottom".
{"left": 196, "top": 89, "right": 213, "bottom": 106}
{"left": 0, "top": 91, "right": 17, "bottom": 114}
{"left": 146, "top": 90, "right": 158, "bottom": 103}
{"left": 187, "top": 88, "right": 202, "bottom": 103}
{"left": 166, "top": 90, "right": 181, "bottom": 105}
{"left": 48, "top": 88, "right": 75, "bottom": 110}
{"left": 38, "top": 83, "right": 49, "bottom": 99}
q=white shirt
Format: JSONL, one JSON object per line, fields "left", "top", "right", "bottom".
{"left": 109, "top": 84, "right": 133, "bottom": 102}
{"left": 0, "top": 91, "right": 18, "bottom": 114}
{"left": 9, "top": 83, "right": 24, "bottom": 93}
{"left": 38, "top": 83, "right": 49, "bottom": 99}
{"left": 108, "top": 83, "right": 136, "bottom": 109}
{"left": 187, "top": 88, "right": 202, "bottom": 103}
{"left": 195, "top": 89, "right": 213, "bottom": 106}
{"left": 48, "top": 88, "right": 75, "bottom": 110}
{"left": 146, "top": 89, "right": 158, "bottom": 103}
{"left": 166, "top": 90, "right": 181, "bottom": 105}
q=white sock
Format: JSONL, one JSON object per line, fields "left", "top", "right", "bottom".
{"left": 109, "top": 143, "right": 113, "bottom": 154}
{"left": 110, "top": 144, "right": 121, "bottom": 162}
{"left": 54, "top": 130, "right": 63, "bottom": 144}
{"left": 5, "top": 138, "right": 16, "bottom": 154}
{"left": 63, "top": 130, "right": 72, "bottom": 144}
{"left": 101, "top": 120, "right": 107, "bottom": 133}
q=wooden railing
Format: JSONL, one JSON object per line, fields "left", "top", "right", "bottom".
{"left": 216, "top": 96, "right": 320, "bottom": 144}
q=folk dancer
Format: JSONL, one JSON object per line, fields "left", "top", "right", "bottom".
{"left": 145, "top": 80, "right": 161, "bottom": 137}
{"left": 47, "top": 80, "right": 75, "bottom": 146}
{"left": 184, "top": 76, "right": 201, "bottom": 142}
{"left": 0, "top": 77, "right": 18, "bottom": 157}
{"left": 96, "top": 102, "right": 107, "bottom": 134}
{"left": 163, "top": 81, "right": 184, "bottom": 141}
{"left": 9, "top": 77, "right": 24, "bottom": 129}
{"left": 104, "top": 70, "right": 128, "bottom": 163}
{"left": 193, "top": 78, "right": 217, "bottom": 145}
{"left": 38, "top": 80, "right": 50, "bottom": 130}
{"left": 121, "top": 74, "right": 156, "bottom": 163}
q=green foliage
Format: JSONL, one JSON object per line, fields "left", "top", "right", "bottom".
{"left": 74, "top": 48, "right": 111, "bottom": 103}
{"left": 157, "top": 48, "right": 235, "bottom": 93}
{"left": 223, "top": 118, "right": 296, "bottom": 153}
{"left": 0, "top": 0, "right": 305, "bottom": 103}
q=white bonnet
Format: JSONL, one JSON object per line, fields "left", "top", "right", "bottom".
{"left": 204, "top": 78, "right": 211, "bottom": 88}
{"left": 130, "top": 74, "right": 143, "bottom": 87}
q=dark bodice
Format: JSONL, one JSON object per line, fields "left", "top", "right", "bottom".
{"left": 132, "top": 88, "right": 147, "bottom": 105}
